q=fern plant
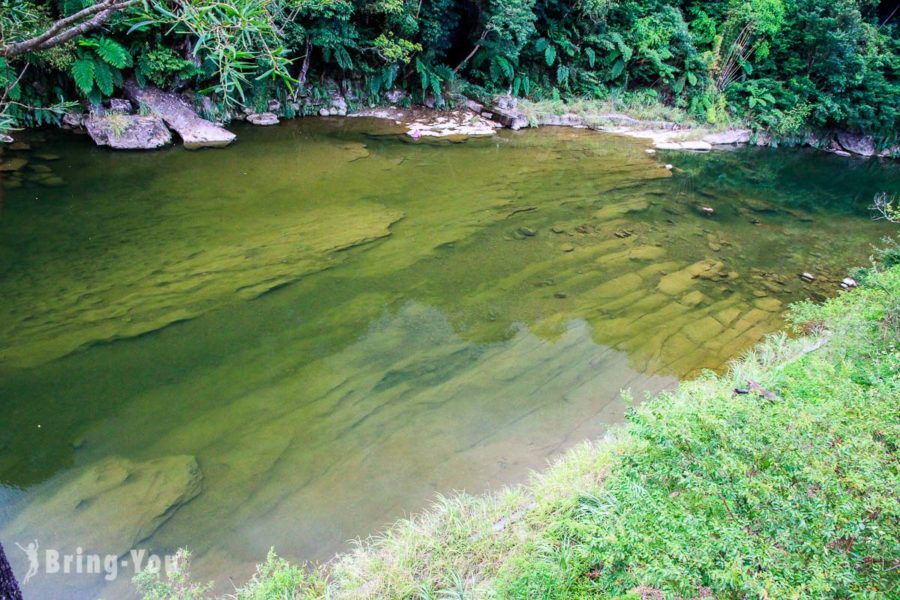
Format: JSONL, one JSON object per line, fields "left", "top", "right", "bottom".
{"left": 70, "top": 36, "right": 132, "bottom": 102}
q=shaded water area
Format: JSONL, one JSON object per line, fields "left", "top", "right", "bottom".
{"left": 0, "top": 119, "right": 897, "bottom": 598}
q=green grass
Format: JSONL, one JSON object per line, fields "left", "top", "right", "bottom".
{"left": 137, "top": 262, "right": 900, "bottom": 599}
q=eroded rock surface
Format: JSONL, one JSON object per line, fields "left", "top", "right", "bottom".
{"left": 2, "top": 455, "right": 202, "bottom": 556}
{"left": 247, "top": 112, "right": 279, "bottom": 126}
{"left": 125, "top": 80, "right": 235, "bottom": 149}
{"left": 703, "top": 130, "right": 751, "bottom": 145}
{"left": 836, "top": 130, "right": 876, "bottom": 157}
{"left": 85, "top": 114, "right": 172, "bottom": 150}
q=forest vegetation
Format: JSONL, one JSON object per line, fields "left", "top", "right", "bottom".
{"left": 0, "top": 1, "right": 898, "bottom": 142}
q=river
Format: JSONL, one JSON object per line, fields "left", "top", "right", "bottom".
{"left": 0, "top": 119, "right": 896, "bottom": 598}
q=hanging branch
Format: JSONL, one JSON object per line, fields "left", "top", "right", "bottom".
{"left": 0, "top": 542, "right": 24, "bottom": 600}
{"left": 0, "top": 0, "right": 137, "bottom": 59}
{"left": 454, "top": 31, "right": 488, "bottom": 74}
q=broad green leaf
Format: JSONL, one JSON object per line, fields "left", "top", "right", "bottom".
{"left": 93, "top": 59, "right": 114, "bottom": 96}
{"left": 96, "top": 37, "right": 131, "bottom": 68}
{"left": 610, "top": 58, "right": 625, "bottom": 79}
{"left": 545, "top": 45, "right": 556, "bottom": 67}
{"left": 71, "top": 57, "right": 95, "bottom": 95}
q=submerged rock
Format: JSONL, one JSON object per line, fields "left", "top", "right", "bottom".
{"left": 0, "top": 157, "right": 27, "bottom": 172}
{"left": 85, "top": 114, "right": 172, "bottom": 150}
{"left": 125, "top": 79, "right": 235, "bottom": 149}
{"left": 2, "top": 455, "right": 202, "bottom": 557}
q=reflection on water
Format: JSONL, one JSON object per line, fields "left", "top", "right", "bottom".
{"left": 0, "top": 120, "right": 897, "bottom": 598}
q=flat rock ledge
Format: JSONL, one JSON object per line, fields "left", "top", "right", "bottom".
{"left": 125, "top": 80, "right": 235, "bottom": 149}
{"left": 352, "top": 106, "right": 499, "bottom": 139}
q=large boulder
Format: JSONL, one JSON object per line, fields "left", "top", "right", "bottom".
{"left": 836, "top": 130, "right": 876, "bottom": 157}
{"left": 488, "top": 105, "right": 528, "bottom": 130}
{"left": 124, "top": 79, "right": 235, "bottom": 149}
{"left": 85, "top": 114, "right": 172, "bottom": 150}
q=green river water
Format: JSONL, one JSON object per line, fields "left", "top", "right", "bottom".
{"left": 0, "top": 119, "right": 897, "bottom": 598}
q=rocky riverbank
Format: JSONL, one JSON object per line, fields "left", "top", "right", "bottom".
{"left": 1, "top": 86, "right": 897, "bottom": 160}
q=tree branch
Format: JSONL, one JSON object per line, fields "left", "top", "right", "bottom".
{"left": 0, "top": 0, "right": 137, "bottom": 58}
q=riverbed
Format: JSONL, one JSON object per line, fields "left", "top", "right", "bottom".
{"left": 0, "top": 119, "right": 897, "bottom": 598}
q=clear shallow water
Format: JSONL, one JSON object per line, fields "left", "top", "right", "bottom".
{"left": 0, "top": 120, "right": 897, "bottom": 598}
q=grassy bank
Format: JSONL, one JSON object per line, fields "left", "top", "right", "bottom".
{"left": 138, "top": 259, "right": 899, "bottom": 599}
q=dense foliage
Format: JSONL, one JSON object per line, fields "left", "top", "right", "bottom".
{"left": 1, "top": 1, "right": 898, "bottom": 139}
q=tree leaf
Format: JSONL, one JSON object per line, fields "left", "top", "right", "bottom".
{"left": 92, "top": 59, "right": 114, "bottom": 96}
{"left": 585, "top": 47, "right": 595, "bottom": 68}
{"left": 687, "top": 72, "right": 697, "bottom": 86}
{"left": 545, "top": 45, "right": 556, "bottom": 67}
{"left": 71, "top": 57, "right": 96, "bottom": 95}
{"left": 610, "top": 58, "right": 625, "bottom": 79}
{"left": 96, "top": 37, "right": 131, "bottom": 69}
